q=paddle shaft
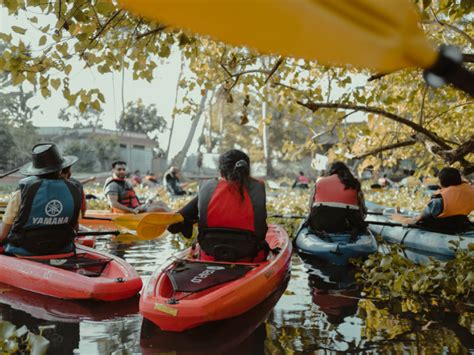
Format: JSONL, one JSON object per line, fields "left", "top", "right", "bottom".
{"left": 77, "top": 230, "right": 120, "bottom": 236}
{"left": 269, "top": 211, "right": 384, "bottom": 219}
{"left": 83, "top": 216, "right": 112, "bottom": 221}
{"left": 0, "top": 168, "right": 19, "bottom": 179}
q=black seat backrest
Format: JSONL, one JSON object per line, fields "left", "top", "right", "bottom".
{"left": 198, "top": 228, "right": 259, "bottom": 262}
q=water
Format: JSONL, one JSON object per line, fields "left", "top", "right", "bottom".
{"left": 0, "top": 233, "right": 472, "bottom": 354}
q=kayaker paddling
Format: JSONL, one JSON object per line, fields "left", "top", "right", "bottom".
{"left": 392, "top": 167, "right": 474, "bottom": 232}
{"left": 0, "top": 143, "right": 83, "bottom": 256}
{"left": 307, "top": 161, "right": 367, "bottom": 239}
{"left": 163, "top": 166, "right": 188, "bottom": 196}
{"left": 168, "top": 149, "right": 269, "bottom": 262}
{"left": 104, "top": 160, "right": 170, "bottom": 214}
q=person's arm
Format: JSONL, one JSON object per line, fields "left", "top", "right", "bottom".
{"left": 107, "top": 194, "right": 138, "bottom": 214}
{"left": 79, "top": 176, "right": 96, "bottom": 185}
{"left": 167, "top": 196, "right": 199, "bottom": 238}
{"left": 308, "top": 185, "right": 316, "bottom": 212}
{"left": 392, "top": 197, "right": 443, "bottom": 224}
{"left": 0, "top": 191, "right": 21, "bottom": 242}
{"left": 358, "top": 190, "right": 367, "bottom": 218}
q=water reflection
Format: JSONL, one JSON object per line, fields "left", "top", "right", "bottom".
{"left": 0, "top": 232, "right": 472, "bottom": 354}
{"left": 140, "top": 281, "right": 287, "bottom": 355}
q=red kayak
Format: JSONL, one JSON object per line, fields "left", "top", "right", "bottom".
{"left": 140, "top": 224, "right": 292, "bottom": 332}
{"left": 0, "top": 244, "right": 142, "bottom": 301}
{"left": 0, "top": 282, "right": 139, "bottom": 323}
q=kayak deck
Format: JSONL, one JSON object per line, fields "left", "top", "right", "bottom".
{"left": 0, "top": 244, "right": 142, "bottom": 301}
{"left": 295, "top": 224, "right": 377, "bottom": 265}
{"left": 366, "top": 202, "right": 474, "bottom": 257}
{"left": 140, "top": 224, "right": 292, "bottom": 332}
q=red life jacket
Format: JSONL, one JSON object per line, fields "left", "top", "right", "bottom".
{"left": 313, "top": 174, "right": 359, "bottom": 209}
{"left": 438, "top": 183, "right": 474, "bottom": 218}
{"left": 297, "top": 175, "right": 310, "bottom": 184}
{"left": 197, "top": 178, "right": 267, "bottom": 261}
{"left": 106, "top": 178, "right": 140, "bottom": 212}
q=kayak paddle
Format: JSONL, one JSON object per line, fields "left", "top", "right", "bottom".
{"left": 269, "top": 211, "right": 384, "bottom": 219}
{"left": 136, "top": 213, "right": 184, "bottom": 240}
{"left": 0, "top": 168, "right": 20, "bottom": 179}
{"left": 118, "top": 0, "right": 474, "bottom": 96}
{"left": 76, "top": 230, "right": 132, "bottom": 237}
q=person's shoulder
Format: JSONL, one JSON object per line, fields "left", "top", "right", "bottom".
{"left": 250, "top": 177, "right": 265, "bottom": 186}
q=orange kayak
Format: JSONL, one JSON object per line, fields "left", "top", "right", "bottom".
{"left": 0, "top": 244, "right": 142, "bottom": 301}
{"left": 140, "top": 224, "right": 292, "bottom": 331}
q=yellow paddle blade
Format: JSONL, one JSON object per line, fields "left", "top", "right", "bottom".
{"left": 111, "top": 214, "right": 146, "bottom": 230}
{"left": 119, "top": 0, "right": 437, "bottom": 72}
{"left": 136, "top": 213, "right": 184, "bottom": 240}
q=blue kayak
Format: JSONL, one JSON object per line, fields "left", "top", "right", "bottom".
{"left": 366, "top": 201, "right": 474, "bottom": 258}
{"left": 295, "top": 224, "right": 378, "bottom": 266}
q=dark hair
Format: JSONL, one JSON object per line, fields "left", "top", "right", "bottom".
{"left": 299, "top": 171, "right": 304, "bottom": 176}
{"left": 39, "top": 170, "right": 61, "bottom": 179}
{"left": 112, "top": 160, "right": 127, "bottom": 168}
{"left": 219, "top": 149, "right": 250, "bottom": 200}
{"left": 438, "top": 167, "right": 462, "bottom": 187}
{"left": 328, "top": 161, "right": 360, "bottom": 190}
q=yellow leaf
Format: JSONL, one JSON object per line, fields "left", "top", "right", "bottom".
{"left": 38, "top": 35, "right": 47, "bottom": 46}
{"left": 64, "top": 64, "right": 72, "bottom": 75}
{"left": 51, "top": 78, "right": 61, "bottom": 90}
{"left": 11, "top": 26, "right": 26, "bottom": 35}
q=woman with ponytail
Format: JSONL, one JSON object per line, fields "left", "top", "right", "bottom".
{"left": 308, "top": 161, "right": 367, "bottom": 236}
{"left": 168, "top": 149, "right": 268, "bottom": 262}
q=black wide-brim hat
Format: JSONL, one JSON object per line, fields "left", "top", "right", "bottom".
{"left": 19, "top": 143, "right": 78, "bottom": 176}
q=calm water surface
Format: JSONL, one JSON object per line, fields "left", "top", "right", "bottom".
{"left": 0, "top": 232, "right": 472, "bottom": 354}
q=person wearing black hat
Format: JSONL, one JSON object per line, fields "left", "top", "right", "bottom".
{"left": 0, "top": 143, "right": 83, "bottom": 256}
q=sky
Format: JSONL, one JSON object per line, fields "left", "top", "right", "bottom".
{"left": 0, "top": 8, "right": 204, "bottom": 159}
{"left": 1, "top": 7, "right": 367, "bottom": 161}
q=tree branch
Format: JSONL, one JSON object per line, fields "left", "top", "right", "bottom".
{"left": 263, "top": 57, "right": 283, "bottom": 85}
{"left": 135, "top": 25, "right": 166, "bottom": 40}
{"left": 90, "top": 10, "right": 122, "bottom": 43}
{"left": 354, "top": 140, "right": 417, "bottom": 159}
{"left": 428, "top": 9, "right": 474, "bottom": 47}
{"left": 297, "top": 101, "right": 451, "bottom": 150}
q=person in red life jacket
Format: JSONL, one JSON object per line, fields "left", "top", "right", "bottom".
{"left": 104, "top": 161, "right": 169, "bottom": 214}
{"left": 292, "top": 171, "right": 310, "bottom": 189}
{"left": 167, "top": 149, "right": 268, "bottom": 262}
{"left": 308, "top": 161, "right": 367, "bottom": 237}
{"left": 131, "top": 170, "right": 142, "bottom": 187}
{"left": 0, "top": 143, "right": 83, "bottom": 256}
{"left": 392, "top": 167, "right": 474, "bottom": 232}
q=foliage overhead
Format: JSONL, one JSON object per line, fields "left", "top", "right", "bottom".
{"left": 0, "top": 0, "right": 472, "bottom": 174}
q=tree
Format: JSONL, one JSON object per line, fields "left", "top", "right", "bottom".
{"left": 118, "top": 99, "right": 166, "bottom": 138}
{"left": 1, "top": 0, "right": 472, "bottom": 175}
{"left": 58, "top": 106, "right": 103, "bottom": 131}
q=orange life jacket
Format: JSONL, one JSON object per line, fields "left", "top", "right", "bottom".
{"left": 438, "top": 183, "right": 474, "bottom": 218}
{"left": 313, "top": 174, "right": 359, "bottom": 209}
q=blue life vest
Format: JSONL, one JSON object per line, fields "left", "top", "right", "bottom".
{"left": 7, "top": 177, "right": 82, "bottom": 255}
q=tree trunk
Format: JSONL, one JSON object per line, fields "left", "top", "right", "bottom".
{"left": 165, "top": 52, "right": 185, "bottom": 161}
{"left": 170, "top": 91, "right": 208, "bottom": 169}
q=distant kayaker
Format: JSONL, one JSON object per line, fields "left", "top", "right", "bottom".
{"left": 392, "top": 167, "right": 474, "bottom": 232}
{"left": 292, "top": 171, "right": 310, "bottom": 189}
{"left": 0, "top": 143, "right": 83, "bottom": 256}
{"left": 104, "top": 161, "right": 169, "bottom": 214}
{"left": 143, "top": 172, "right": 158, "bottom": 187}
{"left": 168, "top": 149, "right": 269, "bottom": 262}
{"left": 163, "top": 166, "right": 188, "bottom": 196}
{"left": 399, "top": 170, "right": 420, "bottom": 188}
{"left": 308, "top": 161, "right": 367, "bottom": 238}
